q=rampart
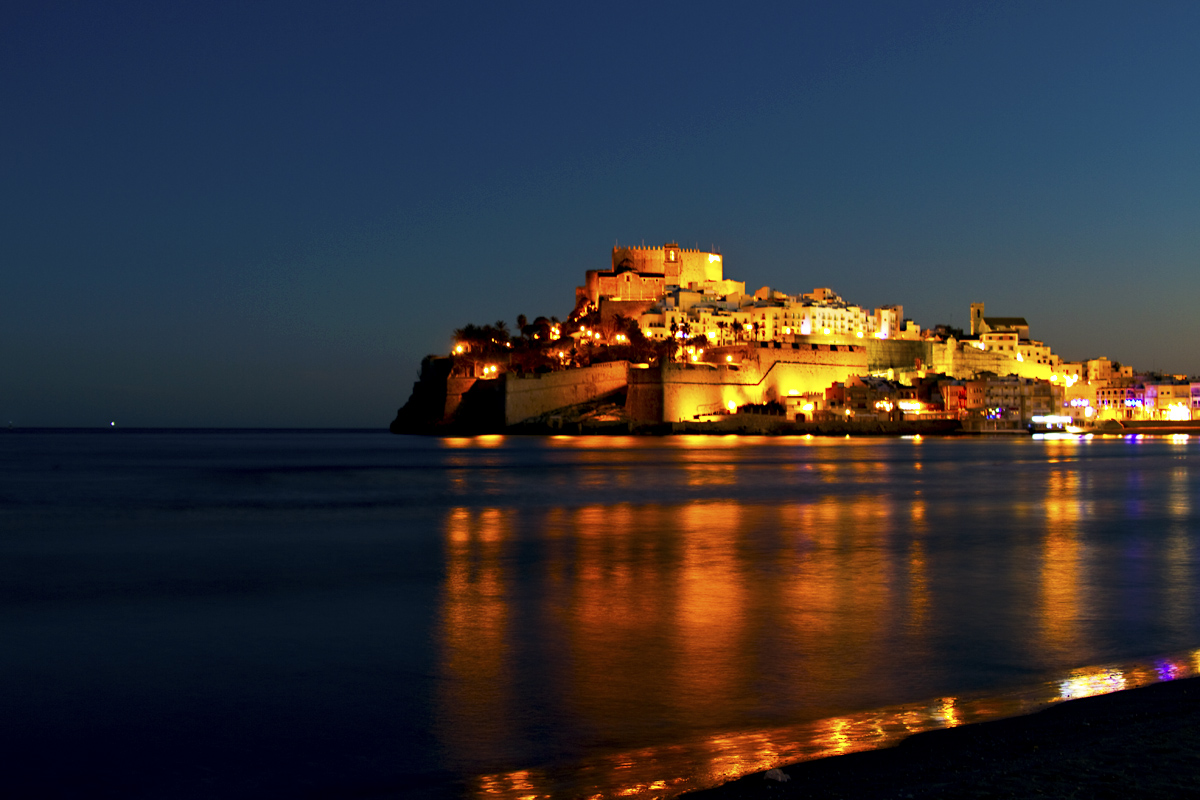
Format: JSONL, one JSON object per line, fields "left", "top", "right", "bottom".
{"left": 504, "top": 361, "right": 629, "bottom": 425}
{"left": 868, "top": 338, "right": 1054, "bottom": 380}
{"left": 926, "top": 340, "right": 1053, "bottom": 380}
{"left": 628, "top": 343, "right": 867, "bottom": 423}
{"left": 866, "top": 339, "right": 933, "bottom": 373}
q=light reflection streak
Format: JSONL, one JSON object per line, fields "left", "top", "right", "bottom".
{"left": 907, "top": 501, "right": 929, "bottom": 632}
{"left": 1059, "top": 668, "right": 1125, "bottom": 699}
{"left": 1168, "top": 466, "right": 1191, "bottom": 518}
{"left": 437, "top": 507, "right": 515, "bottom": 770}
{"left": 675, "top": 502, "right": 746, "bottom": 715}
{"left": 1040, "top": 468, "right": 1083, "bottom": 658}
{"left": 933, "top": 697, "right": 959, "bottom": 727}
{"left": 1164, "top": 466, "right": 1193, "bottom": 638}
{"left": 472, "top": 649, "right": 1200, "bottom": 799}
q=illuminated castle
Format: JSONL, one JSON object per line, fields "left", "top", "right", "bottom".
{"left": 578, "top": 242, "right": 724, "bottom": 307}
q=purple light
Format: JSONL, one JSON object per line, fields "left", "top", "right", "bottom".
{"left": 1156, "top": 660, "right": 1184, "bottom": 681}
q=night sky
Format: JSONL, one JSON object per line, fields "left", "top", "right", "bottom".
{"left": 5, "top": 1, "right": 1199, "bottom": 427}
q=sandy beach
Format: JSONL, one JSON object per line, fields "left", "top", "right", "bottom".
{"left": 687, "top": 677, "right": 1200, "bottom": 799}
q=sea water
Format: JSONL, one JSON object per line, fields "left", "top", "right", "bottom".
{"left": 1, "top": 430, "right": 1197, "bottom": 798}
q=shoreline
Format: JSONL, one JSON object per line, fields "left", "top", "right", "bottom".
{"left": 685, "top": 676, "right": 1200, "bottom": 799}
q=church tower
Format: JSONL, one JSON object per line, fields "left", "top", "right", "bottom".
{"left": 970, "top": 302, "right": 985, "bottom": 336}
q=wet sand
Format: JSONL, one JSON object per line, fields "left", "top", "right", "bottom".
{"left": 687, "top": 676, "right": 1200, "bottom": 799}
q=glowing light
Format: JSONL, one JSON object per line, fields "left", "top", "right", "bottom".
{"left": 708, "top": 253, "right": 721, "bottom": 262}
{"left": 802, "top": 403, "right": 814, "bottom": 412}
{"left": 454, "top": 344, "right": 465, "bottom": 354}
{"left": 897, "top": 401, "right": 921, "bottom": 412}
{"left": 934, "top": 697, "right": 960, "bottom": 727}
{"left": 783, "top": 327, "right": 791, "bottom": 335}
{"left": 1157, "top": 659, "right": 1186, "bottom": 681}
{"left": 1016, "top": 352, "right": 1023, "bottom": 362}
{"left": 725, "top": 355, "right": 733, "bottom": 362}
{"left": 1060, "top": 668, "right": 1125, "bottom": 700}
{"left": 856, "top": 331, "right": 863, "bottom": 338}
{"left": 1167, "top": 402, "right": 1191, "bottom": 421}
{"left": 788, "top": 389, "right": 799, "bottom": 396}
{"left": 726, "top": 401, "right": 737, "bottom": 412}
{"left": 822, "top": 327, "right": 830, "bottom": 335}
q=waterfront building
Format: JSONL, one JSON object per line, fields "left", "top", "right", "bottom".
{"left": 1143, "top": 380, "right": 1193, "bottom": 421}
{"left": 1096, "top": 378, "right": 1145, "bottom": 420}
{"left": 962, "top": 374, "right": 1059, "bottom": 429}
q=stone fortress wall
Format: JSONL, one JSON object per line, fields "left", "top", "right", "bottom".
{"left": 866, "top": 339, "right": 1054, "bottom": 382}
{"left": 504, "top": 361, "right": 629, "bottom": 425}
{"left": 629, "top": 343, "right": 867, "bottom": 423}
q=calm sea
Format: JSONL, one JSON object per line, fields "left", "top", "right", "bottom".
{"left": 2, "top": 429, "right": 1198, "bottom": 798}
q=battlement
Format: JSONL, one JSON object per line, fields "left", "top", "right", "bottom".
{"left": 611, "top": 241, "right": 723, "bottom": 287}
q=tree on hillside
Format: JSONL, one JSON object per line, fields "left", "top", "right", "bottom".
{"left": 453, "top": 322, "right": 510, "bottom": 354}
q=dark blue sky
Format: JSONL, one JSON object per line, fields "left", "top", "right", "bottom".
{"left": 5, "top": 1, "right": 1198, "bottom": 426}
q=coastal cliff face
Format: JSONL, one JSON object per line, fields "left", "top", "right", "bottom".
{"left": 389, "top": 356, "right": 505, "bottom": 434}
